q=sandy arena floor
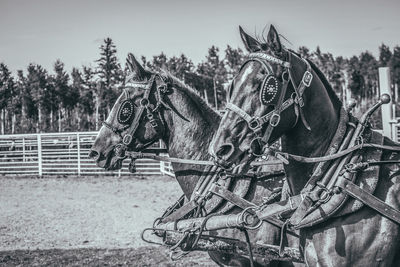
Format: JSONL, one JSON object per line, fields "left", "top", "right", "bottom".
{"left": 0, "top": 176, "right": 216, "bottom": 266}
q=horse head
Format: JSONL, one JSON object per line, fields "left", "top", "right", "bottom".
{"left": 89, "top": 53, "right": 169, "bottom": 170}
{"left": 210, "top": 25, "right": 307, "bottom": 174}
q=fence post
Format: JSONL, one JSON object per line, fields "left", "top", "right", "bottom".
{"left": 379, "top": 67, "right": 393, "bottom": 138}
{"left": 160, "top": 160, "right": 165, "bottom": 175}
{"left": 22, "top": 137, "right": 26, "bottom": 162}
{"left": 37, "top": 134, "right": 42, "bottom": 176}
{"left": 77, "top": 133, "right": 81, "bottom": 176}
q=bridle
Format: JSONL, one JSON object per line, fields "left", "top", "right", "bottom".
{"left": 225, "top": 50, "right": 313, "bottom": 155}
{"left": 102, "top": 73, "right": 170, "bottom": 159}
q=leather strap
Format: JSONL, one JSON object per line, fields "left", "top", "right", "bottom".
{"left": 338, "top": 177, "right": 400, "bottom": 224}
{"left": 256, "top": 194, "right": 303, "bottom": 221}
{"left": 252, "top": 142, "right": 400, "bottom": 165}
{"left": 226, "top": 103, "right": 253, "bottom": 124}
{"left": 261, "top": 76, "right": 290, "bottom": 144}
{"left": 122, "top": 74, "right": 157, "bottom": 145}
{"left": 161, "top": 199, "right": 199, "bottom": 223}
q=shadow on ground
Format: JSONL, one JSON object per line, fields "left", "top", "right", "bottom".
{"left": 0, "top": 246, "right": 215, "bottom": 266}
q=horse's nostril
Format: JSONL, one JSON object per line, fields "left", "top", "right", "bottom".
{"left": 88, "top": 150, "right": 99, "bottom": 160}
{"left": 216, "top": 143, "right": 235, "bottom": 159}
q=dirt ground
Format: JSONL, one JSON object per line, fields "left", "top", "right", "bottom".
{"left": 0, "top": 176, "right": 216, "bottom": 266}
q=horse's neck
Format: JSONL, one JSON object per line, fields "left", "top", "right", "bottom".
{"left": 162, "top": 85, "right": 220, "bottom": 197}
{"left": 282, "top": 77, "right": 341, "bottom": 195}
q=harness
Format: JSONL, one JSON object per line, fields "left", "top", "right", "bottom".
{"left": 221, "top": 49, "right": 400, "bottom": 229}
{"left": 102, "top": 74, "right": 170, "bottom": 159}
{"left": 226, "top": 51, "right": 313, "bottom": 153}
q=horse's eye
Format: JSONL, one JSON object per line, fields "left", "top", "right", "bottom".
{"left": 117, "top": 100, "right": 135, "bottom": 124}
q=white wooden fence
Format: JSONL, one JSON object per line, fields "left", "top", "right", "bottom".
{"left": 0, "top": 131, "right": 174, "bottom": 177}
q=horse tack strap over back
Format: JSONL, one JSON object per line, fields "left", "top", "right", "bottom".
{"left": 337, "top": 177, "right": 400, "bottom": 224}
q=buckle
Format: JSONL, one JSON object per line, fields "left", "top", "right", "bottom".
{"left": 248, "top": 118, "right": 261, "bottom": 132}
{"left": 297, "top": 96, "right": 304, "bottom": 107}
{"left": 150, "top": 120, "right": 158, "bottom": 127}
{"left": 270, "top": 113, "right": 280, "bottom": 127}
{"left": 122, "top": 134, "right": 133, "bottom": 145}
{"left": 115, "top": 144, "right": 126, "bottom": 158}
{"left": 140, "top": 98, "right": 149, "bottom": 107}
{"left": 302, "top": 71, "right": 313, "bottom": 87}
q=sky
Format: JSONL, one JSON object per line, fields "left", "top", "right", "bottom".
{"left": 0, "top": 0, "right": 399, "bottom": 74}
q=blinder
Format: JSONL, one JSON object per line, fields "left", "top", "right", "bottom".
{"left": 117, "top": 99, "right": 135, "bottom": 125}
{"left": 260, "top": 74, "right": 279, "bottom": 106}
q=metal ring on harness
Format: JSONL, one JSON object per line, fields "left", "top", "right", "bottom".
{"left": 238, "top": 206, "right": 263, "bottom": 230}
{"left": 140, "top": 98, "right": 150, "bottom": 107}
{"left": 249, "top": 137, "right": 264, "bottom": 157}
{"left": 122, "top": 134, "right": 133, "bottom": 145}
{"left": 270, "top": 113, "right": 281, "bottom": 127}
{"left": 248, "top": 118, "right": 262, "bottom": 132}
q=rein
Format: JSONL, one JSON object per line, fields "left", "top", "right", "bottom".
{"left": 126, "top": 151, "right": 283, "bottom": 167}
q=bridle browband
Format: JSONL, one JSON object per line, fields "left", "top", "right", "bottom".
{"left": 102, "top": 73, "right": 170, "bottom": 159}
{"left": 225, "top": 50, "right": 313, "bottom": 154}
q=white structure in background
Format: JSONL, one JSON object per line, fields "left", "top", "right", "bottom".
{"left": 379, "top": 67, "right": 399, "bottom": 142}
{"left": 0, "top": 132, "right": 173, "bottom": 177}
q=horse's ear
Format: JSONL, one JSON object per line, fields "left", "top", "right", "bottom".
{"left": 239, "top": 26, "right": 260, "bottom": 52}
{"left": 126, "top": 53, "right": 151, "bottom": 81}
{"left": 267, "top": 25, "right": 282, "bottom": 54}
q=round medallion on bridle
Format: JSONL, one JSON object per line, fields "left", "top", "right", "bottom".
{"left": 260, "top": 74, "right": 279, "bottom": 106}
{"left": 117, "top": 99, "right": 135, "bottom": 124}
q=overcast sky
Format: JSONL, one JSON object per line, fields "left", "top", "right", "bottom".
{"left": 1, "top": 0, "right": 399, "bottom": 73}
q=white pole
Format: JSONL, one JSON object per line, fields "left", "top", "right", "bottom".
{"left": 379, "top": 67, "right": 393, "bottom": 138}
{"left": 37, "top": 134, "right": 42, "bottom": 176}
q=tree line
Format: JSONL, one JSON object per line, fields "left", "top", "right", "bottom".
{"left": 0, "top": 37, "right": 399, "bottom": 134}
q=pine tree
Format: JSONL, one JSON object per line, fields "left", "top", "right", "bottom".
{"left": 379, "top": 43, "right": 392, "bottom": 67}
{"left": 96, "top": 38, "right": 123, "bottom": 116}
{"left": 16, "top": 70, "right": 35, "bottom": 133}
{"left": 82, "top": 66, "right": 98, "bottom": 130}
{"left": 224, "top": 45, "right": 244, "bottom": 79}
{"left": 26, "top": 64, "right": 50, "bottom": 133}
{"left": 0, "top": 63, "right": 15, "bottom": 134}
{"left": 197, "top": 46, "right": 227, "bottom": 109}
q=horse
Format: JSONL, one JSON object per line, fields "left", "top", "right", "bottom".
{"left": 89, "top": 53, "right": 299, "bottom": 266}
{"left": 209, "top": 24, "right": 400, "bottom": 266}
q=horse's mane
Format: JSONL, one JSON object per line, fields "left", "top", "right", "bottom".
{"left": 161, "top": 70, "right": 221, "bottom": 120}
{"left": 306, "top": 59, "right": 343, "bottom": 109}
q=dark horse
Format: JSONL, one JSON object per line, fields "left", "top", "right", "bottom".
{"left": 210, "top": 25, "right": 400, "bottom": 266}
{"left": 89, "top": 54, "right": 298, "bottom": 266}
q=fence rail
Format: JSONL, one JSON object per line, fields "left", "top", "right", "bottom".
{"left": 0, "top": 131, "right": 174, "bottom": 177}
